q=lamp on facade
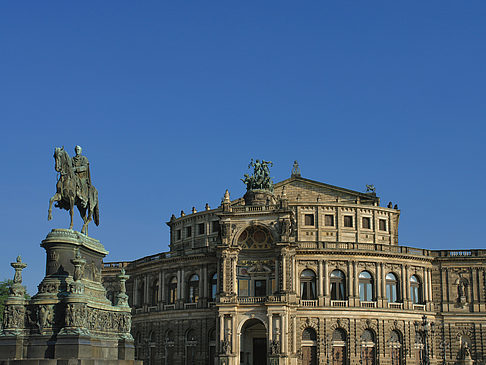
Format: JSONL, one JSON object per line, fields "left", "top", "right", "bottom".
{"left": 414, "top": 315, "right": 435, "bottom": 365}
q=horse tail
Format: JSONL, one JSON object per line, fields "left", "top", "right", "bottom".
{"left": 94, "top": 202, "right": 100, "bottom": 226}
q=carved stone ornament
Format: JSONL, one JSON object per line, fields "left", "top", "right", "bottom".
{"left": 116, "top": 268, "right": 130, "bottom": 307}
{"left": 37, "top": 305, "right": 54, "bottom": 332}
{"left": 3, "top": 304, "right": 25, "bottom": 331}
{"left": 9, "top": 256, "right": 27, "bottom": 297}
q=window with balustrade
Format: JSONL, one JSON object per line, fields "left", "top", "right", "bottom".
{"left": 188, "top": 274, "right": 199, "bottom": 303}
{"left": 150, "top": 278, "right": 159, "bottom": 306}
{"left": 330, "top": 270, "right": 346, "bottom": 300}
{"left": 210, "top": 272, "right": 217, "bottom": 302}
{"left": 359, "top": 271, "right": 374, "bottom": 302}
{"left": 168, "top": 276, "right": 177, "bottom": 304}
{"left": 386, "top": 273, "right": 400, "bottom": 303}
{"left": 410, "top": 275, "right": 423, "bottom": 304}
{"left": 300, "top": 269, "right": 317, "bottom": 300}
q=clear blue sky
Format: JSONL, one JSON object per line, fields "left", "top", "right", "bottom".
{"left": 1, "top": 1, "right": 485, "bottom": 294}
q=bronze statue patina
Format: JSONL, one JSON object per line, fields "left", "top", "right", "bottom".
{"left": 48, "top": 146, "right": 99, "bottom": 235}
{"left": 241, "top": 159, "right": 274, "bottom": 192}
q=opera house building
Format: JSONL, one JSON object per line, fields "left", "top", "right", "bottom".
{"left": 102, "top": 162, "right": 486, "bottom": 365}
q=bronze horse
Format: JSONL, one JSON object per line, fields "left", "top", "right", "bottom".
{"left": 47, "top": 147, "right": 99, "bottom": 235}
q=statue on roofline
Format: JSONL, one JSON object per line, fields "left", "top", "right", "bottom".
{"left": 242, "top": 159, "right": 274, "bottom": 192}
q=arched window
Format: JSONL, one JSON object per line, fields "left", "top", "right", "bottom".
{"left": 188, "top": 274, "right": 199, "bottom": 303}
{"left": 168, "top": 276, "right": 177, "bottom": 304}
{"left": 410, "top": 275, "right": 422, "bottom": 304}
{"left": 330, "top": 270, "right": 346, "bottom": 300}
{"left": 359, "top": 271, "right": 374, "bottom": 302}
{"left": 150, "top": 279, "right": 159, "bottom": 306}
{"left": 210, "top": 273, "right": 218, "bottom": 302}
{"left": 388, "top": 330, "right": 402, "bottom": 365}
{"left": 386, "top": 273, "right": 399, "bottom": 303}
{"left": 164, "top": 330, "right": 175, "bottom": 365}
{"left": 186, "top": 329, "right": 197, "bottom": 365}
{"left": 135, "top": 332, "right": 142, "bottom": 360}
{"left": 360, "top": 329, "right": 376, "bottom": 365}
{"left": 302, "top": 328, "right": 317, "bottom": 365}
{"left": 300, "top": 269, "right": 317, "bottom": 300}
{"left": 148, "top": 330, "right": 157, "bottom": 365}
{"left": 331, "top": 329, "right": 347, "bottom": 365}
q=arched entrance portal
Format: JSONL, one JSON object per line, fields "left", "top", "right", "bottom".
{"left": 240, "top": 319, "right": 267, "bottom": 365}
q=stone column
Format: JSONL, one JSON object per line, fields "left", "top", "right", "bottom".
{"left": 275, "top": 258, "right": 280, "bottom": 293}
{"left": 268, "top": 314, "right": 273, "bottom": 343}
{"left": 347, "top": 261, "right": 352, "bottom": 302}
{"left": 380, "top": 262, "right": 386, "bottom": 308}
{"left": 158, "top": 271, "right": 163, "bottom": 302}
{"left": 324, "top": 260, "right": 329, "bottom": 306}
{"left": 405, "top": 265, "right": 411, "bottom": 308}
{"left": 281, "top": 255, "right": 287, "bottom": 292}
{"left": 352, "top": 261, "right": 358, "bottom": 306}
{"left": 144, "top": 274, "right": 149, "bottom": 305}
{"left": 133, "top": 277, "right": 138, "bottom": 306}
{"left": 231, "top": 315, "right": 237, "bottom": 354}
{"left": 401, "top": 265, "right": 407, "bottom": 306}
{"left": 177, "top": 269, "right": 182, "bottom": 305}
{"left": 423, "top": 267, "right": 429, "bottom": 303}
{"left": 282, "top": 314, "right": 288, "bottom": 354}
{"left": 376, "top": 262, "right": 382, "bottom": 302}
{"left": 203, "top": 265, "right": 208, "bottom": 299}
{"left": 318, "top": 260, "right": 324, "bottom": 306}
{"left": 161, "top": 271, "right": 166, "bottom": 304}
{"left": 199, "top": 266, "right": 204, "bottom": 306}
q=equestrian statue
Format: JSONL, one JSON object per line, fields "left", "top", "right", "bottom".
{"left": 48, "top": 146, "right": 100, "bottom": 235}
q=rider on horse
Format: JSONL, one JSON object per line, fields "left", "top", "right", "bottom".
{"left": 72, "top": 145, "right": 90, "bottom": 208}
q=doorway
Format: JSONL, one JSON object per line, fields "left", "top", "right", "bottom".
{"left": 240, "top": 319, "right": 267, "bottom": 365}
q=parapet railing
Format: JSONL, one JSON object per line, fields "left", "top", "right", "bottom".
{"left": 231, "top": 205, "right": 279, "bottom": 213}
{"left": 431, "top": 249, "right": 486, "bottom": 257}
{"left": 297, "top": 241, "right": 431, "bottom": 256}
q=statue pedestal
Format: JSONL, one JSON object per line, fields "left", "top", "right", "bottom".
{"left": 0, "top": 229, "right": 140, "bottom": 364}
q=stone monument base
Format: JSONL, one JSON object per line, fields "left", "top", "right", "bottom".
{"left": 0, "top": 230, "right": 140, "bottom": 365}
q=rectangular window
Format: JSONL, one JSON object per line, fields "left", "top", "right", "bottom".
{"left": 176, "top": 229, "right": 181, "bottom": 240}
{"left": 304, "top": 214, "right": 315, "bottom": 226}
{"left": 198, "top": 223, "right": 205, "bottom": 235}
{"left": 186, "top": 226, "right": 192, "bottom": 238}
{"left": 212, "top": 221, "right": 220, "bottom": 233}
{"left": 254, "top": 280, "right": 267, "bottom": 297}
{"left": 379, "top": 219, "right": 387, "bottom": 231}
{"left": 325, "top": 214, "right": 334, "bottom": 226}
{"left": 238, "top": 279, "right": 249, "bottom": 297}
{"left": 362, "top": 217, "right": 371, "bottom": 229}
{"left": 343, "top": 216, "right": 353, "bottom": 228}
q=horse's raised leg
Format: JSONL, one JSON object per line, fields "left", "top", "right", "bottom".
{"left": 48, "top": 193, "right": 61, "bottom": 220}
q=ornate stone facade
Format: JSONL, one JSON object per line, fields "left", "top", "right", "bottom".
{"left": 102, "top": 170, "right": 486, "bottom": 365}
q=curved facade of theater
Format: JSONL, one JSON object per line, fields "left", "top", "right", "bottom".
{"left": 102, "top": 174, "right": 486, "bottom": 365}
